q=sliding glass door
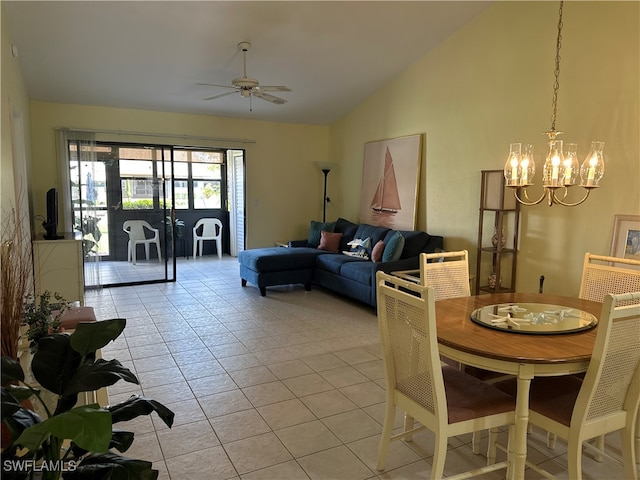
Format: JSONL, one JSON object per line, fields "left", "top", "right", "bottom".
{"left": 68, "top": 138, "right": 245, "bottom": 289}
{"left": 69, "top": 142, "right": 175, "bottom": 287}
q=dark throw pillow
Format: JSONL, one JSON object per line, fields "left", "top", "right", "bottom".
{"left": 308, "top": 220, "right": 335, "bottom": 247}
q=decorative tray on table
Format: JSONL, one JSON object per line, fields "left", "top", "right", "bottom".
{"left": 470, "top": 303, "right": 598, "bottom": 334}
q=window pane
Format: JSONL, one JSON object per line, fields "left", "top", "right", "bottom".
{"left": 158, "top": 161, "right": 188, "bottom": 178}
{"left": 120, "top": 159, "right": 153, "bottom": 177}
{"left": 174, "top": 150, "right": 189, "bottom": 162}
{"left": 165, "top": 180, "right": 189, "bottom": 209}
{"left": 119, "top": 147, "right": 154, "bottom": 160}
{"left": 82, "top": 163, "right": 107, "bottom": 208}
{"left": 193, "top": 180, "right": 221, "bottom": 209}
{"left": 191, "top": 151, "right": 222, "bottom": 163}
{"left": 192, "top": 163, "right": 221, "bottom": 179}
{"left": 121, "top": 179, "right": 154, "bottom": 209}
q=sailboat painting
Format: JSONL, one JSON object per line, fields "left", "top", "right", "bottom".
{"left": 370, "top": 147, "right": 401, "bottom": 214}
{"left": 359, "top": 134, "right": 422, "bottom": 230}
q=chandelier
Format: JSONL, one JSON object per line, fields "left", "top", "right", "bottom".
{"left": 503, "top": 1, "right": 605, "bottom": 207}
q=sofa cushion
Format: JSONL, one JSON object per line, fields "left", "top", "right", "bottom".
{"left": 372, "top": 240, "right": 385, "bottom": 263}
{"left": 382, "top": 231, "right": 405, "bottom": 262}
{"left": 399, "top": 231, "right": 433, "bottom": 259}
{"left": 334, "top": 217, "right": 359, "bottom": 251}
{"left": 352, "top": 224, "right": 390, "bottom": 257}
{"left": 340, "top": 259, "right": 376, "bottom": 285}
{"left": 315, "top": 252, "right": 364, "bottom": 275}
{"left": 318, "top": 231, "right": 343, "bottom": 253}
{"left": 239, "top": 247, "right": 319, "bottom": 272}
{"left": 308, "top": 220, "right": 336, "bottom": 247}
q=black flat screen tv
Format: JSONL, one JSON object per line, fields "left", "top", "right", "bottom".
{"left": 43, "top": 188, "right": 62, "bottom": 240}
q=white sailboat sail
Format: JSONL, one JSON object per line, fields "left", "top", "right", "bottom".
{"left": 371, "top": 147, "right": 401, "bottom": 213}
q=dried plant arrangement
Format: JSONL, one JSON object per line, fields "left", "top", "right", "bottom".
{"left": 1, "top": 197, "right": 33, "bottom": 360}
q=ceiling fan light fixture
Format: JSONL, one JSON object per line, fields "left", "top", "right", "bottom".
{"left": 199, "top": 41, "right": 290, "bottom": 108}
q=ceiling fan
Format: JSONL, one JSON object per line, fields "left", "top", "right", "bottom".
{"left": 198, "top": 42, "right": 291, "bottom": 106}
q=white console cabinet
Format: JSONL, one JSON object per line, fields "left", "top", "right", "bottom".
{"left": 33, "top": 232, "right": 85, "bottom": 305}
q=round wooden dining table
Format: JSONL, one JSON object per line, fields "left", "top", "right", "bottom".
{"left": 434, "top": 292, "right": 602, "bottom": 480}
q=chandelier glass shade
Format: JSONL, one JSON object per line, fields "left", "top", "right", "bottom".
{"left": 503, "top": 1, "right": 605, "bottom": 207}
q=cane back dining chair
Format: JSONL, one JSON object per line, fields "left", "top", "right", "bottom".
{"left": 419, "top": 250, "right": 471, "bottom": 299}
{"left": 122, "top": 220, "right": 162, "bottom": 265}
{"left": 498, "top": 292, "right": 640, "bottom": 480}
{"left": 575, "top": 252, "right": 640, "bottom": 459}
{"left": 375, "top": 271, "right": 515, "bottom": 480}
{"left": 411, "top": 250, "right": 501, "bottom": 452}
{"left": 580, "top": 252, "right": 640, "bottom": 305}
{"left": 193, "top": 218, "right": 223, "bottom": 259}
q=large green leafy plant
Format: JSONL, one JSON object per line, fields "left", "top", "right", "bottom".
{"left": 1, "top": 319, "right": 174, "bottom": 480}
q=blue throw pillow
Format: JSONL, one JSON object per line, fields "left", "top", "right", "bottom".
{"left": 308, "top": 220, "right": 335, "bottom": 247}
{"left": 382, "top": 231, "right": 405, "bottom": 262}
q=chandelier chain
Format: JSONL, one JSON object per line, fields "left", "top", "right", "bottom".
{"left": 505, "top": 0, "right": 605, "bottom": 207}
{"left": 550, "top": 1, "right": 564, "bottom": 132}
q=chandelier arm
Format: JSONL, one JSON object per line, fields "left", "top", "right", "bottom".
{"left": 513, "top": 187, "right": 546, "bottom": 206}
{"left": 550, "top": 188, "right": 591, "bottom": 207}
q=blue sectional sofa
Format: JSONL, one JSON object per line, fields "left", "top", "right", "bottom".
{"left": 239, "top": 218, "right": 443, "bottom": 306}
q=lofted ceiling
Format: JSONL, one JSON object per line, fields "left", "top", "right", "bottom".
{"left": 3, "top": 1, "right": 491, "bottom": 125}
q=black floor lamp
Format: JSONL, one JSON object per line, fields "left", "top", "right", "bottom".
{"left": 321, "top": 168, "right": 330, "bottom": 222}
{"left": 315, "top": 162, "right": 335, "bottom": 222}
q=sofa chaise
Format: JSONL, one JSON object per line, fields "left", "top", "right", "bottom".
{"left": 238, "top": 218, "right": 443, "bottom": 306}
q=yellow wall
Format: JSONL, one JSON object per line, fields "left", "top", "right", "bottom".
{"left": 329, "top": 1, "right": 639, "bottom": 296}
{"left": 3, "top": 2, "right": 639, "bottom": 297}
{"left": 1, "top": 6, "right": 32, "bottom": 219}
{"left": 28, "top": 102, "right": 329, "bottom": 248}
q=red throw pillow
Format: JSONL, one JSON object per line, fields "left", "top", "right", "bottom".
{"left": 318, "top": 230, "right": 343, "bottom": 253}
{"left": 372, "top": 240, "right": 385, "bottom": 263}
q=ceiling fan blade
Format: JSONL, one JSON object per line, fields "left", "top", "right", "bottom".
{"left": 203, "top": 91, "right": 237, "bottom": 101}
{"left": 256, "top": 86, "right": 291, "bottom": 92}
{"left": 196, "top": 83, "right": 238, "bottom": 90}
{"left": 253, "top": 91, "right": 287, "bottom": 105}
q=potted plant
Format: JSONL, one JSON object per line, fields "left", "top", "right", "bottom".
{"left": 1, "top": 318, "right": 174, "bottom": 480}
{"left": 74, "top": 215, "right": 102, "bottom": 257}
{"left": 164, "top": 216, "right": 185, "bottom": 239}
{"left": 22, "top": 291, "right": 69, "bottom": 353}
{"left": 1, "top": 199, "right": 33, "bottom": 361}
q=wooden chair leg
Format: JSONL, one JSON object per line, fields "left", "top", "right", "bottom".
{"left": 472, "top": 430, "right": 481, "bottom": 454}
{"left": 431, "top": 434, "right": 448, "bottom": 480}
{"left": 376, "top": 402, "right": 395, "bottom": 471}
{"left": 404, "top": 413, "right": 415, "bottom": 441}
{"left": 487, "top": 427, "right": 498, "bottom": 465}
{"left": 591, "top": 435, "right": 604, "bottom": 462}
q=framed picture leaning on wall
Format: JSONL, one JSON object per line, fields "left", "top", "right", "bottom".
{"left": 359, "top": 134, "right": 422, "bottom": 230}
{"left": 610, "top": 214, "right": 640, "bottom": 262}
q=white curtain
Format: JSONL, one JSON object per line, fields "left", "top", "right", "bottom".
{"left": 56, "top": 129, "right": 100, "bottom": 287}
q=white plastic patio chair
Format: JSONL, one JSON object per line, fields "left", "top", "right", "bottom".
{"left": 123, "top": 220, "right": 162, "bottom": 265}
{"left": 193, "top": 218, "right": 223, "bottom": 259}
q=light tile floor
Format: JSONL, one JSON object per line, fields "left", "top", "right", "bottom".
{"left": 88, "top": 255, "right": 635, "bottom": 479}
